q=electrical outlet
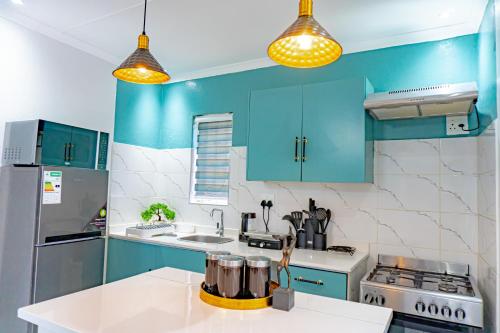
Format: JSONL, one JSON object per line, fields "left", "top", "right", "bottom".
{"left": 446, "top": 115, "right": 468, "bottom": 136}
{"left": 259, "top": 194, "right": 275, "bottom": 205}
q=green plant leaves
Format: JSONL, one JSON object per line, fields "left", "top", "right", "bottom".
{"left": 140, "top": 203, "right": 176, "bottom": 222}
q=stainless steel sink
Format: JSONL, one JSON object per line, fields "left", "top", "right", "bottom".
{"left": 178, "top": 234, "right": 234, "bottom": 244}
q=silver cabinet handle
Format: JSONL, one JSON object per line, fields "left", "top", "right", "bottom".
{"left": 294, "top": 276, "right": 324, "bottom": 285}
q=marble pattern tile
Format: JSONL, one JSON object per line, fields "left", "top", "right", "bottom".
{"left": 108, "top": 137, "right": 482, "bottom": 281}
{"left": 476, "top": 122, "right": 498, "bottom": 333}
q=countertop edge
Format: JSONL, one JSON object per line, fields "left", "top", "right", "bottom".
{"left": 107, "top": 233, "right": 369, "bottom": 274}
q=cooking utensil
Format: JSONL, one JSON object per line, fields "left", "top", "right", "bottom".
{"left": 323, "top": 209, "right": 332, "bottom": 233}
{"left": 291, "top": 211, "right": 303, "bottom": 230}
{"left": 302, "top": 210, "right": 313, "bottom": 219}
{"left": 315, "top": 208, "right": 327, "bottom": 233}
{"left": 308, "top": 198, "right": 314, "bottom": 212}
{"left": 282, "top": 215, "right": 298, "bottom": 231}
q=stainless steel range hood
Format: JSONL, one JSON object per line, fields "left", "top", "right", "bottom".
{"left": 364, "top": 82, "right": 478, "bottom": 120}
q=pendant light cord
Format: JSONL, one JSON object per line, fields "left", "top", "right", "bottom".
{"left": 142, "top": 0, "right": 147, "bottom": 35}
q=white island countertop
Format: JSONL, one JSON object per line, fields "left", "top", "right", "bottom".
{"left": 109, "top": 231, "right": 368, "bottom": 274}
{"left": 19, "top": 267, "right": 392, "bottom": 333}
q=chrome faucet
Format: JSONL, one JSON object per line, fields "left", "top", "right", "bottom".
{"left": 210, "top": 208, "right": 224, "bottom": 237}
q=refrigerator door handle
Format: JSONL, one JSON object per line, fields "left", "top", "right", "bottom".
{"left": 35, "top": 236, "right": 103, "bottom": 247}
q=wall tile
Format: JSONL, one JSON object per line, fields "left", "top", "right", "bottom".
{"left": 375, "top": 139, "right": 440, "bottom": 175}
{"left": 377, "top": 210, "right": 440, "bottom": 250}
{"left": 376, "top": 174, "right": 440, "bottom": 211}
{"left": 109, "top": 136, "right": 486, "bottom": 284}
{"left": 439, "top": 137, "right": 478, "bottom": 176}
{"left": 440, "top": 213, "right": 477, "bottom": 254}
{"left": 440, "top": 174, "right": 478, "bottom": 214}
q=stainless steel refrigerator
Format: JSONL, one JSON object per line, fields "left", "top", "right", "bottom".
{"left": 0, "top": 166, "right": 108, "bottom": 333}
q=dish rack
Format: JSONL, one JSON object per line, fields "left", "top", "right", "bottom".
{"left": 126, "top": 223, "right": 174, "bottom": 238}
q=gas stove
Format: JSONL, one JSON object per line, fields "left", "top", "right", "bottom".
{"left": 360, "top": 255, "right": 483, "bottom": 329}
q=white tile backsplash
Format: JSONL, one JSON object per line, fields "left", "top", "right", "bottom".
{"left": 476, "top": 122, "right": 498, "bottom": 332}
{"left": 109, "top": 136, "right": 482, "bottom": 279}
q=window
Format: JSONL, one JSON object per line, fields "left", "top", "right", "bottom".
{"left": 189, "top": 113, "right": 233, "bottom": 205}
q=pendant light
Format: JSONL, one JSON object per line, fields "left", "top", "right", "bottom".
{"left": 112, "top": 0, "right": 170, "bottom": 84}
{"left": 268, "top": 0, "right": 342, "bottom": 68}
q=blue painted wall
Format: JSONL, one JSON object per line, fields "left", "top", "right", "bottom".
{"left": 478, "top": 0, "right": 497, "bottom": 133}
{"left": 114, "top": 33, "right": 496, "bottom": 148}
{"left": 114, "top": 81, "right": 163, "bottom": 149}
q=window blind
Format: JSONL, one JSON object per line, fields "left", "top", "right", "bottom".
{"left": 190, "top": 114, "right": 233, "bottom": 205}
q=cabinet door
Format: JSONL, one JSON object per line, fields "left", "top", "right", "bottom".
{"left": 156, "top": 246, "right": 205, "bottom": 273}
{"left": 69, "top": 127, "right": 98, "bottom": 169}
{"left": 302, "top": 78, "right": 372, "bottom": 183}
{"left": 106, "top": 238, "right": 158, "bottom": 283}
{"left": 279, "top": 265, "right": 347, "bottom": 299}
{"left": 40, "top": 121, "right": 72, "bottom": 166}
{"left": 247, "top": 86, "right": 303, "bottom": 181}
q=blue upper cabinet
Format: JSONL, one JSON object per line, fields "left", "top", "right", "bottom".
{"left": 247, "top": 85, "right": 304, "bottom": 181}
{"left": 40, "top": 121, "right": 99, "bottom": 169}
{"left": 40, "top": 122, "right": 73, "bottom": 167}
{"left": 302, "top": 78, "right": 374, "bottom": 183}
{"left": 69, "top": 127, "right": 98, "bottom": 169}
{"left": 247, "top": 78, "right": 374, "bottom": 183}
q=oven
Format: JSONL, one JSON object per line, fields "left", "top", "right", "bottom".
{"left": 389, "top": 313, "right": 483, "bottom": 333}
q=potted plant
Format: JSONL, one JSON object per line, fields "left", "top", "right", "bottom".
{"left": 140, "top": 203, "right": 176, "bottom": 224}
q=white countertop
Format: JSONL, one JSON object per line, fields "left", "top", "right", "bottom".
{"left": 19, "top": 267, "right": 392, "bottom": 333}
{"left": 109, "top": 230, "right": 368, "bottom": 274}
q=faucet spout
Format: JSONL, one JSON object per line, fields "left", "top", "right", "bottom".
{"left": 210, "top": 208, "right": 224, "bottom": 237}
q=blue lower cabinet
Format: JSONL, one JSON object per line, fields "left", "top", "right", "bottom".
{"left": 106, "top": 238, "right": 206, "bottom": 283}
{"left": 106, "top": 238, "right": 159, "bottom": 283}
{"left": 156, "top": 245, "right": 205, "bottom": 273}
{"left": 280, "top": 265, "right": 347, "bottom": 300}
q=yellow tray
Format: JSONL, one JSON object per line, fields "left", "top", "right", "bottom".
{"left": 199, "top": 282, "right": 277, "bottom": 310}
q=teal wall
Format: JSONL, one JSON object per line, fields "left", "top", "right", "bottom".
{"left": 114, "top": 32, "right": 496, "bottom": 149}
{"left": 478, "top": 0, "right": 497, "bottom": 133}
{"left": 114, "top": 82, "right": 163, "bottom": 149}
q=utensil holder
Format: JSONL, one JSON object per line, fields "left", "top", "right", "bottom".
{"left": 297, "top": 230, "right": 306, "bottom": 249}
{"left": 313, "top": 233, "right": 327, "bottom": 251}
{"left": 304, "top": 218, "right": 318, "bottom": 249}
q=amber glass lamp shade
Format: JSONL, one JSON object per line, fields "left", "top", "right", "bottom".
{"left": 268, "top": 0, "right": 342, "bottom": 68}
{"left": 113, "top": 34, "right": 170, "bottom": 84}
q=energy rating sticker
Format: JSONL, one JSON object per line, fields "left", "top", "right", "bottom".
{"left": 42, "top": 171, "right": 62, "bottom": 204}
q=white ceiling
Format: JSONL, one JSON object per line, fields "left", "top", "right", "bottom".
{"left": 0, "top": 0, "right": 489, "bottom": 82}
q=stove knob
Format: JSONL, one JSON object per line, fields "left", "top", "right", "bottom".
{"left": 415, "top": 301, "right": 426, "bottom": 313}
{"left": 441, "top": 306, "right": 452, "bottom": 318}
{"left": 259, "top": 242, "right": 265, "bottom": 248}
{"left": 376, "top": 295, "right": 385, "bottom": 306}
{"left": 428, "top": 303, "right": 438, "bottom": 316}
{"left": 455, "top": 308, "right": 466, "bottom": 321}
{"left": 364, "top": 293, "right": 374, "bottom": 304}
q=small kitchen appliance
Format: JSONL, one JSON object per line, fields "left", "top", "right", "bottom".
{"left": 360, "top": 255, "right": 483, "bottom": 331}
{"left": 247, "top": 234, "right": 283, "bottom": 250}
{"left": 239, "top": 212, "right": 256, "bottom": 242}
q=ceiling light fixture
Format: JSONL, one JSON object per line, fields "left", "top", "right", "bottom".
{"left": 11, "top": 0, "right": 24, "bottom": 5}
{"left": 268, "top": 0, "right": 342, "bottom": 69}
{"left": 112, "top": 0, "right": 169, "bottom": 84}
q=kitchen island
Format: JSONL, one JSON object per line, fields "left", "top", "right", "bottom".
{"left": 18, "top": 267, "right": 393, "bottom": 333}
